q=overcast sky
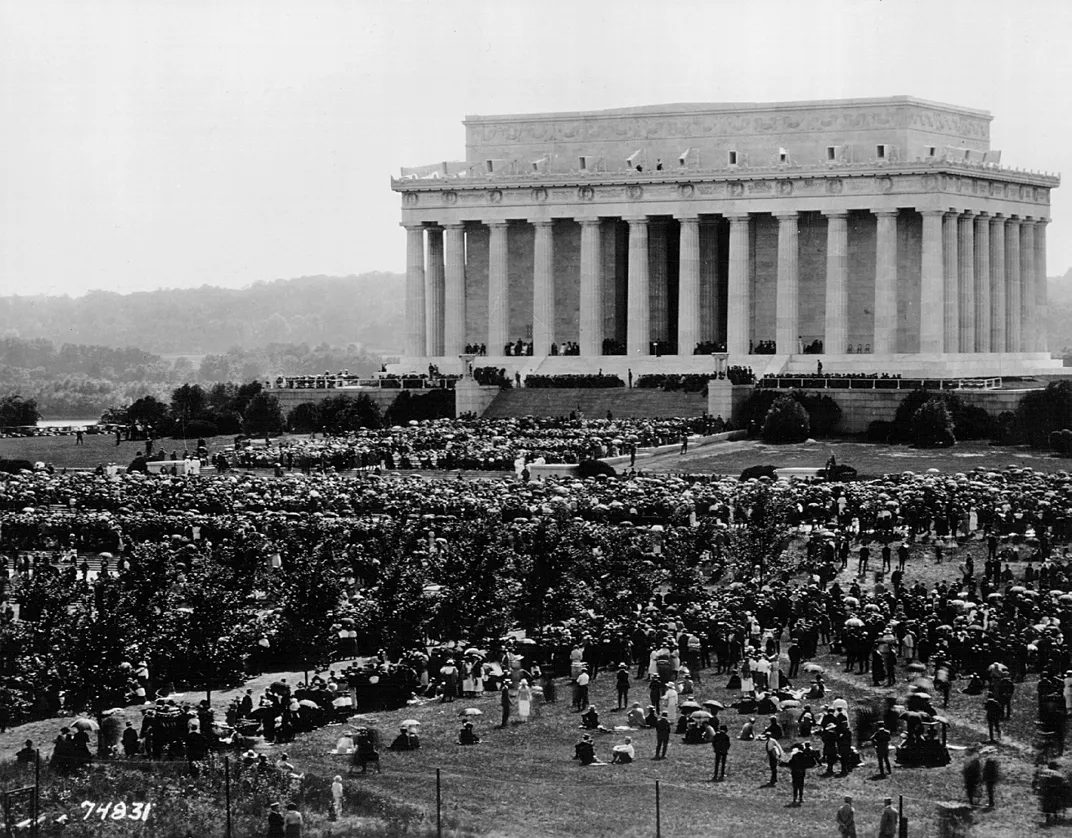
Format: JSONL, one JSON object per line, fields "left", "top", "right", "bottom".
{"left": 2, "top": 0, "right": 1071, "bottom": 297}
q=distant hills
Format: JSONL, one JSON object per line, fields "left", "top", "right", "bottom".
{"left": 2, "top": 269, "right": 1071, "bottom": 360}
{"left": 0, "top": 273, "right": 405, "bottom": 356}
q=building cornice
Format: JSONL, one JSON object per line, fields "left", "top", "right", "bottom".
{"left": 392, "top": 161, "right": 1059, "bottom": 193}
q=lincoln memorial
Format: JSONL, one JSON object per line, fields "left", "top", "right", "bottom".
{"left": 390, "top": 97, "right": 1060, "bottom": 379}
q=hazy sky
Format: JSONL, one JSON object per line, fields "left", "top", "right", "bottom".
{"left": 2, "top": 0, "right": 1071, "bottom": 297}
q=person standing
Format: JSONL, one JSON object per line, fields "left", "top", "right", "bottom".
{"left": 836, "top": 796, "right": 857, "bottom": 838}
{"left": 499, "top": 680, "right": 511, "bottom": 728}
{"left": 787, "top": 744, "right": 812, "bottom": 805}
{"left": 283, "top": 803, "right": 303, "bottom": 837}
{"left": 518, "top": 680, "right": 532, "bottom": 722}
{"left": 983, "top": 755, "right": 1000, "bottom": 808}
{"left": 985, "top": 693, "right": 1003, "bottom": 742}
{"left": 266, "top": 803, "right": 285, "bottom": 838}
{"left": 870, "top": 722, "right": 892, "bottom": 777}
{"left": 764, "top": 735, "right": 784, "bottom": 787}
{"left": 616, "top": 664, "right": 630, "bottom": 710}
{"left": 711, "top": 724, "right": 730, "bottom": 781}
{"left": 330, "top": 776, "right": 344, "bottom": 820}
{"left": 877, "top": 798, "right": 898, "bottom": 838}
{"left": 963, "top": 749, "right": 982, "bottom": 806}
{"left": 654, "top": 711, "right": 671, "bottom": 760}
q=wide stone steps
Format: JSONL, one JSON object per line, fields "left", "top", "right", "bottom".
{"left": 481, "top": 388, "right": 707, "bottom": 419}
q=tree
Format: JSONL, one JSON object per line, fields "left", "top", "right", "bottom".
{"left": 126, "top": 395, "right": 171, "bottom": 432}
{"left": 286, "top": 402, "right": 323, "bottom": 433}
{"left": 319, "top": 394, "right": 382, "bottom": 432}
{"left": 170, "top": 383, "right": 208, "bottom": 429}
{"left": 727, "top": 483, "right": 793, "bottom": 583}
{"left": 1017, "top": 381, "right": 1072, "bottom": 448}
{"left": 243, "top": 393, "right": 284, "bottom": 436}
{"left": 912, "top": 399, "right": 956, "bottom": 447}
{"left": 762, "top": 395, "right": 810, "bottom": 443}
{"left": 0, "top": 394, "right": 40, "bottom": 426}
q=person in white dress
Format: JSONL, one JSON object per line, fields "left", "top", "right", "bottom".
{"left": 662, "top": 683, "right": 678, "bottom": 719}
{"left": 518, "top": 680, "right": 532, "bottom": 721}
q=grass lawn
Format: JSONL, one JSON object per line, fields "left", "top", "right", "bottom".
{"left": 649, "top": 439, "right": 1070, "bottom": 479}
{"left": 278, "top": 659, "right": 1043, "bottom": 838}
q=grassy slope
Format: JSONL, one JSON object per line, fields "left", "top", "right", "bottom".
{"left": 646, "top": 438, "right": 1069, "bottom": 478}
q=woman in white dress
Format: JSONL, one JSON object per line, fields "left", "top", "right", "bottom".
{"left": 740, "top": 659, "right": 755, "bottom": 694}
{"left": 518, "top": 680, "right": 532, "bottom": 721}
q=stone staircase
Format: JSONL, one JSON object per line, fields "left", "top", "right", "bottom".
{"left": 482, "top": 388, "right": 707, "bottom": 419}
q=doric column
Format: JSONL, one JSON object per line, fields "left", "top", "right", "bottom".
{"left": 823, "top": 210, "right": 848, "bottom": 355}
{"left": 942, "top": 213, "right": 959, "bottom": 353}
{"left": 700, "top": 221, "right": 721, "bottom": 344}
{"left": 403, "top": 224, "right": 426, "bottom": 357}
{"left": 443, "top": 223, "right": 467, "bottom": 355}
{"left": 775, "top": 212, "right": 799, "bottom": 354}
{"left": 1036, "top": 219, "right": 1049, "bottom": 353}
{"left": 625, "top": 217, "right": 650, "bottom": 356}
{"left": 648, "top": 220, "right": 670, "bottom": 344}
{"left": 677, "top": 215, "right": 701, "bottom": 355}
{"left": 958, "top": 211, "right": 976, "bottom": 353}
{"left": 989, "top": 215, "right": 1007, "bottom": 352}
{"left": 1020, "top": 219, "right": 1036, "bottom": 354}
{"left": 578, "top": 218, "right": 603, "bottom": 357}
{"left": 873, "top": 210, "right": 899, "bottom": 355}
{"left": 425, "top": 226, "right": 445, "bottom": 356}
{"left": 973, "top": 214, "right": 990, "bottom": 353}
{"left": 486, "top": 221, "right": 509, "bottom": 355}
{"left": 531, "top": 220, "right": 555, "bottom": 356}
{"left": 726, "top": 214, "right": 751, "bottom": 356}
{"left": 1005, "top": 218, "right": 1021, "bottom": 352}
{"left": 920, "top": 210, "right": 945, "bottom": 354}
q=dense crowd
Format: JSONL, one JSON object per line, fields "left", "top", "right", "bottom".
{"left": 5, "top": 421, "right": 1072, "bottom": 821}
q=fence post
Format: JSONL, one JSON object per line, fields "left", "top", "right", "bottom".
{"left": 224, "top": 757, "right": 232, "bottom": 838}
{"left": 436, "top": 768, "right": 442, "bottom": 838}
{"left": 655, "top": 780, "right": 661, "bottom": 838}
{"left": 32, "top": 751, "right": 40, "bottom": 838}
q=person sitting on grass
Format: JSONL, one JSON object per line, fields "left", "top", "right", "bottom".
{"left": 457, "top": 722, "right": 480, "bottom": 745}
{"left": 388, "top": 726, "right": 419, "bottom": 751}
{"left": 352, "top": 730, "right": 381, "bottom": 774}
{"left": 573, "top": 734, "right": 605, "bottom": 766}
{"left": 626, "top": 703, "right": 646, "bottom": 728}
{"left": 580, "top": 705, "right": 601, "bottom": 730}
{"left": 611, "top": 737, "right": 635, "bottom": 764}
{"left": 739, "top": 717, "right": 756, "bottom": 740}
{"left": 644, "top": 705, "right": 659, "bottom": 728}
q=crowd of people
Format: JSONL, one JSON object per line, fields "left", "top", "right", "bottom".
{"left": 5, "top": 417, "right": 1072, "bottom": 823}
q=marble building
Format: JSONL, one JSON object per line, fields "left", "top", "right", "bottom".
{"left": 390, "top": 97, "right": 1060, "bottom": 379}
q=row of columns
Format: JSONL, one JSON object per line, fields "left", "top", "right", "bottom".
{"left": 403, "top": 211, "right": 1049, "bottom": 358}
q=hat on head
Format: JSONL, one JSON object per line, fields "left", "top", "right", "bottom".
{"left": 844, "top": 796, "right": 853, "bottom": 803}
{"left": 884, "top": 798, "right": 893, "bottom": 805}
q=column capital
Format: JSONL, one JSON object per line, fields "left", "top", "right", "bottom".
{"left": 442, "top": 222, "right": 465, "bottom": 230}
{"left": 821, "top": 209, "right": 849, "bottom": 219}
{"left": 622, "top": 216, "right": 649, "bottom": 226}
{"left": 530, "top": 219, "right": 554, "bottom": 228}
{"left": 958, "top": 209, "right": 976, "bottom": 219}
{"left": 990, "top": 214, "right": 1007, "bottom": 225}
{"left": 773, "top": 211, "right": 799, "bottom": 222}
{"left": 400, "top": 222, "right": 425, "bottom": 231}
{"left": 1037, "top": 217, "right": 1051, "bottom": 226}
{"left": 725, "top": 213, "right": 751, "bottom": 223}
{"left": 919, "top": 209, "right": 946, "bottom": 218}
{"left": 577, "top": 217, "right": 602, "bottom": 227}
{"left": 872, "top": 209, "right": 899, "bottom": 218}
{"left": 484, "top": 219, "right": 509, "bottom": 229}
{"left": 973, "top": 211, "right": 990, "bottom": 220}
{"left": 675, "top": 212, "right": 700, "bottom": 223}
{"left": 1020, "top": 217, "right": 1038, "bottom": 226}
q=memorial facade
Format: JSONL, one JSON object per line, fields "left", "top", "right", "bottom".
{"left": 391, "top": 97, "right": 1060, "bottom": 378}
